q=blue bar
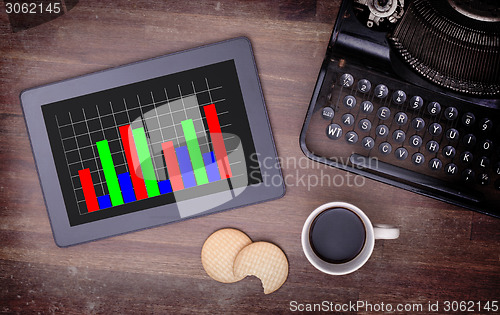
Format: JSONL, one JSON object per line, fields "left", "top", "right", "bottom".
{"left": 118, "top": 172, "right": 136, "bottom": 203}
{"left": 97, "top": 195, "right": 112, "bottom": 209}
{"left": 203, "top": 152, "right": 221, "bottom": 183}
{"left": 158, "top": 179, "right": 173, "bottom": 194}
{"left": 175, "top": 146, "right": 197, "bottom": 188}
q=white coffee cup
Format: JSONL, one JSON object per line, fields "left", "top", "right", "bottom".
{"left": 301, "top": 202, "right": 399, "bottom": 275}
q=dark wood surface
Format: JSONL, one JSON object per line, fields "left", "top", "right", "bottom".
{"left": 1, "top": 1, "right": 499, "bottom": 314}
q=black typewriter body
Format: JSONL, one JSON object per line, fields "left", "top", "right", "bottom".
{"left": 300, "top": 0, "right": 500, "bottom": 217}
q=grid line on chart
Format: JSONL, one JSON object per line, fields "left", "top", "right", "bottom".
{"left": 136, "top": 94, "right": 159, "bottom": 179}
{"left": 55, "top": 115, "right": 81, "bottom": 212}
{"left": 82, "top": 108, "right": 105, "bottom": 201}
{"left": 63, "top": 110, "right": 228, "bottom": 165}
{"left": 95, "top": 104, "right": 110, "bottom": 198}
{"left": 62, "top": 121, "right": 216, "bottom": 157}
{"left": 56, "top": 98, "right": 226, "bottom": 129}
{"left": 177, "top": 83, "right": 210, "bottom": 153}
{"left": 151, "top": 91, "right": 166, "bottom": 180}
{"left": 164, "top": 88, "right": 180, "bottom": 148}
{"left": 69, "top": 111, "right": 96, "bottom": 214}
{"left": 60, "top": 116, "right": 211, "bottom": 142}
{"left": 191, "top": 81, "right": 211, "bottom": 153}
{"left": 109, "top": 101, "right": 128, "bottom": 175}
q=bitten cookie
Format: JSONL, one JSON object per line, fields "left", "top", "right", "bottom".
{"left": 201, "top": 228, "right": 252, "bottom": 283}
{"left": 233, "top": 241, "right": 288, "bottom": 294}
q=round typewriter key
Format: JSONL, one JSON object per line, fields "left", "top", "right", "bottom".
{"left": 339, "top": 73, "right": 354, "bottom": 87}
{"left": 343, "top": 95, "right": 357, "bottom": 108}
{"left": 345, "top": 131, "right": 359, "bottom": 144}
{"left": 377, "top": 107, "right": 391, "bottom": 120}
{"left": 357, "top": 79, "right": 371, "bottom": 93}
{"left": 321, "top": 107, "right": 335, "bottom": 120}
{"left": 444, "top": 107, "right": 458, "bottom": 120}
{"left": 478, "top": 173, "right": 490, "bottom": 185}
{"left": 411, "top": 117, "right": 425, "bottom": 131}
{"left": 412, "top": 153, "right": 425, "bottom": 165}
{"left": 460, "top": 151, "right": 473, "bottom": 164}
{"left": 478, "top": 156, "right": 490, "bottom": 168}
{"left": 341, "top": 113, "right": 354, "bottom": 126}
{"left": 481, "top": 139, "right": 492, "bottom": 152}
{"left": 446, "top": 128, "right": 459, "bottom": 141}
{"left": 410, "top": 135, "right": 423, "bottom": 148}
{"left": 462, "top": 169, "right": 475, "bottom": 183}
{"left": 359, "top": 119, "right": 372, "bottom": 132}
{"left": 394, "top": 112, "right": 408, "bottom": 126}
{"left": 374, "top": 84, "right": 388, "bottom": 98}
{"left": 445, "top": 163, "right": 458, "bottom": 175}
{"left": 361, "top": 101, "right": 374, "bottom": 114}
{"left": 442, "top": 146, "right": 456, "bottom": 159}
{"left": 426, "top": 140, "right": 439, "bottom": 153}
{"left": 392, "top": 90, "right": 407, "bottom": 105}
{"left": 362, "top": 137, "right": 375, "bottom": 150}
{"left": 427, "top": 102, "right": 441, "bottom": 116}
{"left": 392, "top": 130, "right": 406, "bottom": 143}
{"left": 376, "top": 124, "right": 389, "bottom": 137}
{"left": 462, "top": 112, "right": 475, "bottom": 127}
{"left": 480, "top": 118, "right": 493, "bottom": 132}
{"left": 428, "top": 123, "right": 442, "bottom": 136}
{"left": 463, "top": 134, "right": 476, "bottom": 147}
{"left": 379, "top": 142, "right": 392, "bottom": 155}
{"left": 326, "top": 124, "right": 343, "bottom": 140}
{"left": 410, "top": 96, "right": 423, "bottom": 110}
{"left": 395, "top": 147, "right": 408, "bottom": 160}
{"left": 429, "top": 158, "right": 442, "bottom": 171}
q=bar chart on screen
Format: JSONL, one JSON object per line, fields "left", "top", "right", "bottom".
{"left": 42, "top": 60, "right": 261, "bottom": 226}
{"left": 54, "top": 81, "right": 245, "bottom": 215}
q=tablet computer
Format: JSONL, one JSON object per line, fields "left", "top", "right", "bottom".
{"left": 20, "top": 37, "right": 284, "bottom": 247}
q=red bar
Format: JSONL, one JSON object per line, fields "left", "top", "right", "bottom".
{"left": 78, "top": 168, "right": 99, "bottom": 212}
{"left": 119, "top": 125, "right": 148, "bottom": 200}
{"left": 161, "top": 141, "right": 184, "bottom": 191}
{"left": 203, "top": 104, "right": 232, "bottom": 179}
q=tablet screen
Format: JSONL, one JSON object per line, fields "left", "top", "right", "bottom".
{"left": 42, "top": 60, "right": 262, "bottom": 226}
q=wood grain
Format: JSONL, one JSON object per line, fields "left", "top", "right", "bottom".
{"left": 1, "top": 1, "right": 499, "bottom": 314}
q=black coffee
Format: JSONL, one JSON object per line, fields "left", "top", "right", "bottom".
{"left": 309, "top": 207, "right": 366, "bottom": 263}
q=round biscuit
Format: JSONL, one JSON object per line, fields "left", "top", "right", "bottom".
{"left": 201, "top": 228, "right": 252, "bottom": 283}
{"left": 233, "top": 241, "right": 288, "bottom": 294}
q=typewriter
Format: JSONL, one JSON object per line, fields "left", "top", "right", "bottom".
{"left": 300, "top": 0, "right": 500, "bottom": 217}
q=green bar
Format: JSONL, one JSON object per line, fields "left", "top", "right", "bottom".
{"left": 132, "top": 127, "right": 160, "bottom": 197}
{"left": 181, "top": 119, "right": 209, "bottom": 185}
{"left": 96, "top": 140, "right": 124, "bottom": 206}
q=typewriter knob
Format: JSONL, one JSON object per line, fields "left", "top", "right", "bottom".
{"left": 354, "top": 0, "right": 405, "bottom": 28}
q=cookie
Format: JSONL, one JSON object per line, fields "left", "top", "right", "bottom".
{"left": 201, "top": 228, "right": 252, "bottom": 283}
{"left": 233, "top": 241, "right": 288, "bottom": 294}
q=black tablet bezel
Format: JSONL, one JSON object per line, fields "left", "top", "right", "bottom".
{"left": 21, "top": 37, "right": 285, "bottom": 247}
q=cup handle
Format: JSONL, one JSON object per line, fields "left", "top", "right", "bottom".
{"left": 373, "top": 224, "right": 400, "bottom": 240}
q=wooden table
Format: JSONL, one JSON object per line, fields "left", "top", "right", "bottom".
{"left": 1, "top": 1, "right": 499, "bottom": 313}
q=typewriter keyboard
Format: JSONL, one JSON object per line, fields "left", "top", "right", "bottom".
{"left": 302, "top": 59, "right": 500, "bottom": 217}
